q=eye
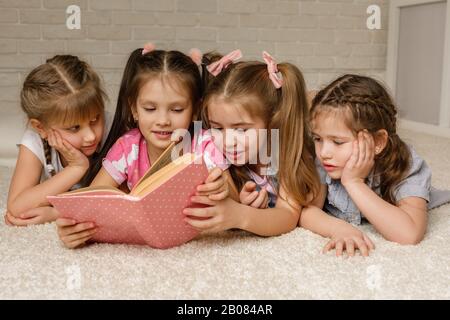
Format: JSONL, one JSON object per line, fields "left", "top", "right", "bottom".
{"left": 144, "top": 106, "right": 156, "bottom": 112}
{"left": 172, "top": 107, "right": 184, "bottom": 113}
{"left": 65, "top": 125, "right": 80, "bottom": 133}
{"left": 90, "top": 115, "right": 99, "bottom": 123}
{"left": 333, "top": 140, "right": 344, "bottom": 145}
{"left": 312, "top": 136, "right": 321, "bottom": 142}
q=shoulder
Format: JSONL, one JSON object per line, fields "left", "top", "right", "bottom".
{"left": 394, "top": 145, "right": 431, "bottom": 202}
{"left": 116, "top": 128, "right": 144, "bottom": 148}
{"left": 19, "top": 129, "right": 45, "bottom": 164}
{"left": 404, "top": 145, "right": 431, "bottom": 180}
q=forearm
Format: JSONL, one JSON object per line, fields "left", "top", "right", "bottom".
{"left": 299, "top": 206, "right": 346, "bottom": 238}
{"left": 237, "top": 203, "right": 299, "bottom": 236}
{"left": 8, "top": 166, "right": 86, "bottom": 215}
{"left": 344, "top": 182, "right": 424, "bottom": 244}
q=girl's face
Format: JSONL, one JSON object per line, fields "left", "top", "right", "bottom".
{"left": 48, "top": 112, "right": 104, "bottom": 157}
{"left": 207, "top": 97, "right": 267, "bottom": 167}
{"left": 133, "top": 77, "right": 193, "bottom": 153}
{"left": 311, "top": 111, "right": 356, "bottom": 180}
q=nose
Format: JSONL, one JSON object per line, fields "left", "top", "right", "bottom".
{"left": 156, "top": 111, "right": 171, "bottom": 127}
{"left": 82, "top": 126, "right": 96, "bottom": 144}
{"left": 224, "top": 129, "right": 238, "bottom": 151}
{"left": 319, "top": 141, "right": 333, "bottom": 160}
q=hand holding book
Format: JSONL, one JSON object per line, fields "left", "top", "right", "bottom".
{"left": 51, "top": 143, "right": 230, "bottom": 249}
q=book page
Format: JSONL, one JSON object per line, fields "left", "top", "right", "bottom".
{"left": 130, "top": 153, "right": 197, "bottom": 197}
{"left": 59, "top": 185, "right": 126, "bottom": 196}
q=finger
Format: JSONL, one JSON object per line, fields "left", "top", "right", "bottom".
{"left": 208, "top": 189, "right": 229, "bottom": 201}
{"left": 345, "top": 239, "right": 355, "bottom": 257}
{"left": 183, "top": 206, "right": 214, "bottom": 218}
{"left": 243, "top": 191, "right": 259, "bottom": 205}
{"left": 61, "top": 139, "right": 76, "bottom": 154}
{"left": 335, "top": 240, "right": 344, "bottom": 257}
{"left": 347, "top": 140, "right": 359, "bottom": 169}
{"left": 322, "top": 240, "right": 335, "bottom": 254}
{"left": 53, "top": 130, "right": 63, "bottom": 148}
{"left": 366, "top": 131, "right": 375, "bottom": 162}
{"left": 4, "top": 213, "right": 13, "bottom": 226}
{"left": 4, "top": 213, "right": 34, "bottom": 227}
{"left": 19, "top": 210, "right": 39, "bottom": 219}
{"left": 243, "top": 181, "right": 256, "bottom": 192}
{"left": 204, "top": 167, "right": 223, "bottom": 184}
{"left": 184, "top": 216, "right": 217, "bottom": 230}
{"left": 251, "top": 189, "right": 267, "bottom": 208}
{"left": 65, "top": 227, "right": 97, "bottom": 242}
{"left": 47, "top": 130, "right": 55, "bottom": 147}
{"left": 261, "top": 192, "right": 269, "bottom": 208}
{"left": 67, "top": 231, "right": 97, "bottom": 249}
{"left": 356, "top": 132, "right": 366, "bottom": 168}
{"left": 196, "top": 178, "right": 224, "bottom": 193}
{"left": 354, "top": 237, "right": 369, "bottom": 257}
{"left": 60, "top": 222, "right": 96, "bottom": 237}
{"left": 363, "top": 233, "right": 375, "bottom": 250}
{"left": 55, "top": 218, "right": 77, "bottom": 227}
{"left": 189, "top": 195, "right": 216, "bottom": 207}
{"left": 197, "top": 180, "right": 228, "bottom": 196}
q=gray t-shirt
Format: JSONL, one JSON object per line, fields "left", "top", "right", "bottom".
{"left": 316, "top": 145, "right": 449, "bottom": 225}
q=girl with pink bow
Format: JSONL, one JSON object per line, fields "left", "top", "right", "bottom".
{"left": 183, "top": 50, "right": 320, "bottom": 236}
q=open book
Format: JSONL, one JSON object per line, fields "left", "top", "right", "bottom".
{"left": 48, "top": 143, "right": 209, "bottom": 249}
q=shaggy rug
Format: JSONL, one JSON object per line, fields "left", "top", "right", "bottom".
{"left": 0, "top": 129, "right": 449, "bottom": 299}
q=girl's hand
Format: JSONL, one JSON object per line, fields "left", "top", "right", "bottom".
{"left": 56, "top": 218, "right": 97, "bottom": 249}
{"left": 196, "top": 167, "right": 229, "bottom": 201}
{"left": 341, "top": 130, "right": 375, "bottom": 187}
{"left": 239, "top": 181, "right": 269, "bottom": 208}
{"left": 323, "top": 222, "right": 375, "bottom": 257}
{"left": 184, "top": 196, "right": 240, "bottom": 233}
{"left": 4, "top": 206, "right": 59, "bottom": 226}
{"left": 47, "top": 130, "right": 89, "bottom": 169}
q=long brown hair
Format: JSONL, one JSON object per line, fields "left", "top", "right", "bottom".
{"left": 20, "top": 55, "right": 107, "bottom": 184}
{"left": 86, "top": 48, "right": 203, "bottom": 184}
{"left": 311, "top": 74, "right": 411, "bottom": 204}
{"left": 202, "top": 58, "right": 319, "bottom": 207}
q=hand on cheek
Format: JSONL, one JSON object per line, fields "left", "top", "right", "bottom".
{"left": 341, "top": 130, "right": 375, "bottom": 186}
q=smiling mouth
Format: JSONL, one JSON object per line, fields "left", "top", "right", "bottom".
{"left": 152, "top": 131, "right": 173, "bottom": 139}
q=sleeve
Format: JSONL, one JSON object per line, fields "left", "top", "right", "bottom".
{"left": 102, "top": 137, "right": 128, "bottom": 185}
{"left": 18, "top": 129, "right": 45, "bottom": 165}
{"left": 394, "top": 148, "right": 431, "bottom": 202}
{"left": 315, "top": 158, "right": 328, "bottom": 185}
{"left": 194, "top": 130, "right": 230, "bottom": 171}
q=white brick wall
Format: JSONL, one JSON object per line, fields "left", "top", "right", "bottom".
{"left": 0, "top": 0, "right": 389, "bottom": 162}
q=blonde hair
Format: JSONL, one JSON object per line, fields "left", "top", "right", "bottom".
{"left": 202, "top": 60, "right": 320, "bottom": 207}
{"left": 21, "top": 55, "right": 106, "bottom": 127}
{"left": 20, "top": 55, "right": 107, "bottom": 183}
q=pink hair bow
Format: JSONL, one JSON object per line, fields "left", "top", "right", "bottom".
{"left": 262, "top": 51, "right": 283, "bottom": 89}
{"left": 142, "top": 42, "right": 155, "bottom": 55}
{"left": 206, "top": 49, "right": 242, "bottom": 76}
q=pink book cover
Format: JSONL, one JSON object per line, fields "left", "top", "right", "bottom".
{"left": 48, "top": 154, "right": 209, "bottom": 249}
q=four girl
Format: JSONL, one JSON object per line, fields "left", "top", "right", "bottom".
{"left": 5, "top": 46, "right": 446, "bottom": 255}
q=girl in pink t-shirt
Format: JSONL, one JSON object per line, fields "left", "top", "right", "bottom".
{"left": 56, "top": 44, "right": 231, "bottom": 248}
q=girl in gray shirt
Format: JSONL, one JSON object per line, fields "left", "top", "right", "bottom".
{"left": 299, "top": 74, "right": 450, "bottom": 257}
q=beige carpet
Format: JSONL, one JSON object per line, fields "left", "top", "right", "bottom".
{"left": 1, "top": 129, "right": 449, "bottom": 300}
